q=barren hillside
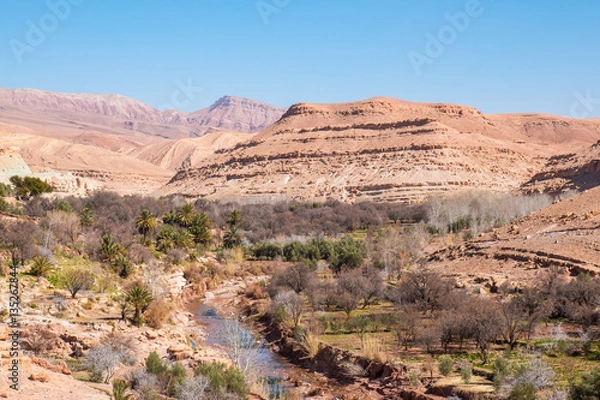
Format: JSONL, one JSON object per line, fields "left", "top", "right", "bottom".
{"left": 162, "top": 97, "right": 600, "bottom": 202}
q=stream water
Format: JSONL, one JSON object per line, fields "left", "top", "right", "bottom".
{"left": 189, "top": 299, "right": 293, "bottom": 399}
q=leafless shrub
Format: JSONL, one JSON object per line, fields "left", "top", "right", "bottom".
{"left": 85, "top": 333, "right": 137, "bottom": 383}
{"left": 500, "top": 356, "right": 556, "bottom": 397}
{"left": 126, "top": 368, "right": 157, "bottom": 390}
{"left": 176, "top": 375, "right": 211, "bottom": 400}
{"left": 425, "top": 191, "right": 553, "bottom": 236}
{"left": 21, "top": 324, "right": 57, "bottom": 356}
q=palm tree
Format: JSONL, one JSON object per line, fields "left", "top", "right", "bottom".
{"left": 136, "top": 210, "right": 158, "bottom": 243}
{"left": 189, "top": 213, "right": 212, "bottom": 245}
{"left": 226, "top": 209, "right": 244, "bottom": 227}
{"left": 126, "top": 283, "right": 153, "bottom": 325}
{"left": 174, "top": 230, "right": 194, "bottom": 249}
{"left": 162, "top": 210, "right": 177, "bottom": 225}
{"left": 223, "top": 225, "right": 243, "bottom": 248}
{"left": 156, "top": 225, "right": 176, "bottom": 252}
{"left": 112, "top": 256, "right": 133, "bottom": 278}
{"left": 29, "top": 256, "right": 54, "bottom": 277}
{"left": 79, "top": 206, "right": 95, "bottom": 228}
{"left": 100, "top": 235, "right": 125, "bottom": 263}
{"left": 177, "top": 203, "right": 196, "bottom": 227}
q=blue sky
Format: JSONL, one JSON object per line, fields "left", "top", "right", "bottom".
{"left": 0, "top": 0, "right": 598, "bottom": 117}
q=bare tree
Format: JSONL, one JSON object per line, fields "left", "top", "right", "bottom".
{"left": 272, "top": 290, "right": 305, "bottom": 329}
{"left": 268, "top": 262, "right": 316, "bottom": 296}
{"left": 219, "top": 320, "right": 261, "bottom": 379}
{"left": 62, "top": 267, "right": 95, "bottom": 298}
{"left": 85, "top": 334, "right": 137, "bottom": 384}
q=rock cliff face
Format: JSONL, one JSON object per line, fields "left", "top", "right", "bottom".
{"left": 161, "top": 97, "right": 600, "bottom": 203}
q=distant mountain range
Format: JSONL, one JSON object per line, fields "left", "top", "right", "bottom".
{"left": 0, "top": 88, "right": 286, "bottom": 140}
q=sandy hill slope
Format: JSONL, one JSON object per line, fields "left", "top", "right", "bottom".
{"left": 0, "top": 127, "right": 172, "bottom": 195}
{"left": 130, "top": 129, "right": 255, "bottom": 170}
{"left": 522, "top": 139, "right": 600, "bottom": 195}
{"left": 427, "top": 185, "right": 600, "bottom": 288}
{"left": 161, "top": 97, "right": 600, "bottom": 202}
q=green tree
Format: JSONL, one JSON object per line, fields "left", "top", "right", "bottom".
{"left": 112, "top": 256, "right": 133, "bottom": 279}
{"left": 79, "top": 206, "right": 95, "bottom": 228}
{"left": 156, "top": 225, "right": 176, "bottom": 252}
{"left": 162, "top": 209, "right": 177, "bottom": 225}
{"left": 136, "top": 209, "right": 158, "bottom": 243}
{"left": 126, "top": 283, "right": 153, "bottom": 325}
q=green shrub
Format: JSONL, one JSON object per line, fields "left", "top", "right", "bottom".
{"left": 459, "top": 359, "right": 473, "bottom": 384}
{"left": 9, "top": 175, "right": 53, "bottom": 199}
{"left": 145, "top": 351, "right": 167, "bottom": 375}
{"left": 112, "top": 379, "right": 132, "bottom": 400}
{"left": 250, "top": 242, "right": 283, "bottom": 260}
{"left": 439, "top": 356, "right": 453, "bottom": 377}
{"left": 194, "top": 362, "right": 247, "bottom": 397}
{"left": 508, "top": 382, "right": 537, "bottom": 400}
{"left": 29, "top": 256, "right": 54, "bottom": 277}
{"left": 570, "top": 367, "right": 600, "bottom": 400}
{"left": 493, "top": 356, "right": 512, "bottom": 389}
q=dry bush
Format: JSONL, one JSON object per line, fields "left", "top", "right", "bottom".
{"left": 21, "top": 324, "right": 58, "bottom": 356}
{"left": 144, "top": 298, "right": 171, "bottom": 329}
{"left": 301, "top": 331, "right": 321, "bottom": 359}
{"left": 245, "top": 283, "right": 266, "bottom": 300}
{"left": 183, "top": 263, "right": 204, "bottom": 284}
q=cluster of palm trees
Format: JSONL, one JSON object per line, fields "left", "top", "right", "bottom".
{"left": 135, "top": 203, "right": 213, "bottom": 252}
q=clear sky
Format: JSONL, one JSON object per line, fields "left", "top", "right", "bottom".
{"left": 0, "top": 0, "right": 598, "bottom": 117}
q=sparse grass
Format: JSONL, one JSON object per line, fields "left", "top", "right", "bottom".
{"left": 361, "top": 335, "right": 387, "bottom": 363}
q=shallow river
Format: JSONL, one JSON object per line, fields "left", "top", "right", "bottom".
{"left": 189, "top": 299, "right": 293, "bottom": 398}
